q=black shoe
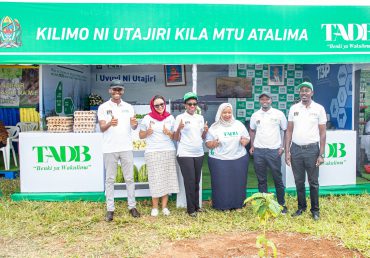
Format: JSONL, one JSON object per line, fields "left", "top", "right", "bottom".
{"left": 291, "top": 209, "right": 305, "bottom": 217}
{"left": 189, "top": 212, "right": 197, "bottom": 217}
{"left": 105, "top": 211, "right": 114, "bottom": 222}
{"left": 312, "top": 212, "right": 320, "bottom": 221}
{"left": 281, "top": 206, "right": 288, "bottom": 215}
{"left": 129, "top": 208, "right": 141, "bottom": 218}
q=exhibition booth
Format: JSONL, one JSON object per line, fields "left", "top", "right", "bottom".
{"left": 0, "top": 3, "right": 369, "bottom": 200}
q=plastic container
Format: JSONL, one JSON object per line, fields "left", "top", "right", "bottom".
{"left": 364, "top": 165, "right": 370, "bottom": 174}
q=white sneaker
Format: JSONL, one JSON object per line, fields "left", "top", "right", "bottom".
{"left": 151, "top": 208, "right": 159, "bottom": 217}
{"left": 162, "top": 208, "right": 170, "bottom": 216}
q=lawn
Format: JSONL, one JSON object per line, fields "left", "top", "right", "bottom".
{"left": 0, "top": 178, "right": 369, "bottom": 257}
{"left": 1, "top": 153, "right": 369, "bottom": 256}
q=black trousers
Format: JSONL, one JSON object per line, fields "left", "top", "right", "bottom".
{"left": 290, "top": 142, "right": 320, "bottom": 213}
{"left": 253, "top": 148, "right": 285, "bottom": 206}
{"left": 177, "top": 156, "right": 204, "bottom": 214}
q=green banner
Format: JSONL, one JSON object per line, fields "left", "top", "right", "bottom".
{"left": 1, "top": 3, "right": 370, "bottom": 64}
{"left": 63, "top": 97, "right": 74, "bottom": 116}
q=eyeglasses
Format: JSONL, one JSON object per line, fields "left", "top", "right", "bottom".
{"left": 154, "top": 103, "right": 165, "bottom": 108}
{"left": 299, "top": 89, "right": 312, "bottom": 93}
{"left": 186, "top": 102, "right": 198, "bottom": 106}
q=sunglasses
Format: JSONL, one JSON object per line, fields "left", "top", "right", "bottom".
{"left": 186, "top": 102, "right": 198, "bottom": 106}
{"left": 154, "top": 103, "right": 165, "bottom": 108}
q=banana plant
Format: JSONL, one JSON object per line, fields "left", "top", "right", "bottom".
{"left": 244, "top": 192, "right": 282, "bottom": 258}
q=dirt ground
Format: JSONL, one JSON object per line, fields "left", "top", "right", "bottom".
{"left": 146, "top": 232, "right": 364, "bottom": 258}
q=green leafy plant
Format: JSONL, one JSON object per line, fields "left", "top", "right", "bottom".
{"left": 244, "top": 192, "right": 282, "bottom": 258}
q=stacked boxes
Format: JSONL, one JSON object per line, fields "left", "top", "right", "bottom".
{"left": 73, "top": 111, "right": 96, "bottom": 133}
{"left": 46, "top": 116, "right": 73, "bottom": 133}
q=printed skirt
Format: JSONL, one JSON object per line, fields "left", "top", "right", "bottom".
{"left": 145, "top": 150, "right": 179, "bottom": 198}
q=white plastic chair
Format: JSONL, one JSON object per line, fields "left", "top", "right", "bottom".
{"left": 5, "top": 126, "right": 19, "bottom": 167}
{"left": 16, "top": 122, "right": 39, "bottom": 132}
{"left": 0, "top": 138, "right": 10, "bottom": 170}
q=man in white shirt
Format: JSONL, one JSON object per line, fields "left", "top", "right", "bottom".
{"left": 98, "top": 79, "right": 140, "bottom": 221}
{"left": 285, "top": 82, "right": 327, "bottom": 221}
{"left": 250, "top": 92, "right": 288, "bottom": 214}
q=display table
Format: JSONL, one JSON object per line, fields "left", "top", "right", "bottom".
{"left": 20, "top": 132, "right": 104, "bottom": 192}
{"left": 284, "top": 130, "right": 357, "bottom": 187}
{"left": 114, "top": 150, "right": 151, "bottom": 198}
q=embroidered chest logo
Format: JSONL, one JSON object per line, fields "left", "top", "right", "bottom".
{"left": 223, "top": 131, "right": 239, "bottom": 137}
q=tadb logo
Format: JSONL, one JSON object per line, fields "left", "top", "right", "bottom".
{"left": 33, "top": 146, "right": 91, "bottom": 163}
{"left": 325, "top": 143, "right": 346, "bottom": 158}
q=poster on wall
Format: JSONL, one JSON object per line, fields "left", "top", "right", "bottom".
{"left": 303, "top": 64, "right": 353, "bottom": 130}
{"left": 235, "top": 64, "right": 303, "bottom": 122}
{"left": 0, "top": 66, "right": 39, "bottom": 107}
{"left": 216, "top": 77, "right": 252, "bottom": 98}
{"left": 42, "top": 65, "right": 89, "bottom": 116}
{"left": 268, "top": 65, "right": 285, "bottom": 86}
{"left": 164, "top": 65, "right": 186, "bottom": 86}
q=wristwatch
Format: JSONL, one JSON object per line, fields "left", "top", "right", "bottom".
{"left": 320, "top": 154, "right": 325, "bottom": 158}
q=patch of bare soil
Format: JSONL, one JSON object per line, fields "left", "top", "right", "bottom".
{"left": 146, "top": 232, "right": 364, "bottom": 258}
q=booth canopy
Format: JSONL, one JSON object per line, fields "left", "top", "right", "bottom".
{"left": 1, "top": 3, "right": 370, "bottom": 64}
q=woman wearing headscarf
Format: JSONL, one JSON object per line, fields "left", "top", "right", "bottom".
{"left": 174, "top": 92, "right": 208, "bottom": 217}
{"left": 139, "top": 95, "right": 179, "bottom": 217}
{"left": 205, "top": 103, "right": 250, "bottom": 210}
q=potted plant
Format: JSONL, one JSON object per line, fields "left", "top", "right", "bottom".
{"left": 88, "top": 93, "right": 104, "bottom": 110}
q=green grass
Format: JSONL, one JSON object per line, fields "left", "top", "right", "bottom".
{"left": 1, "top": 152, "right": 369, "bottom": 256}
{"left": 0, "top": 178, "right": 369, "bottom": 257}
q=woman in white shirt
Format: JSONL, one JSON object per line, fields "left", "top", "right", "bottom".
{"left": 174, "top": 92, "right": 208, "bottom": 217}
{"left": 205, "top": 103, "right": 250, "bottom": 210}
{"left": 139, "top": 95, "right": 179, "bottom": 217}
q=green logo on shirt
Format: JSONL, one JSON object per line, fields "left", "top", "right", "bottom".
{"left": 223, "top": 131, "right": 239, "bottom": 137}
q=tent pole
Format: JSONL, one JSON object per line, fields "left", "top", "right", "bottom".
{"left": 192, "top": 64, "right": 197, "bottom": 94}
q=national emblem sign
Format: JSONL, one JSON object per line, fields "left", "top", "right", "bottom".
{"left": 0, "top": 16, "right": 22, "bottom": 48}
